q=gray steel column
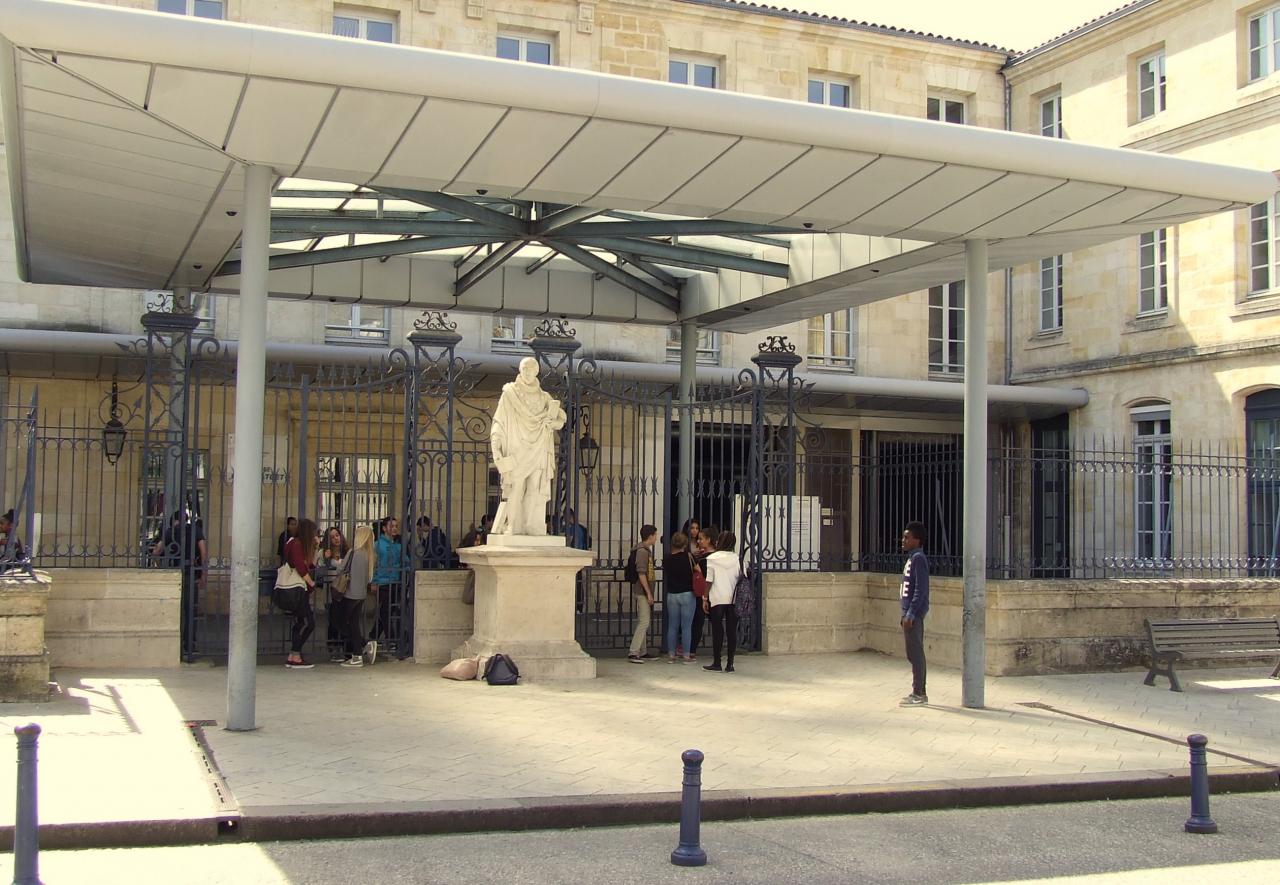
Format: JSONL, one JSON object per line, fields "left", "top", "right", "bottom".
{"left": 678, "top": 321, "right": 697, "bottom": 528}
{"left": 227, "top": 164, "right": 273, "bottom": 732}
{"left": 962, "top": 239, "right": 989, "bottom": 709}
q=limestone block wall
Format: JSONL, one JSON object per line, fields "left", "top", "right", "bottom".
{"left": 762, "top": 571, "right": 1280, "bottom": 676}
{"left": 413, "top": 569, "right": 474, "bottom": 664}
{"left": 0, "top": 572, "right": 51, "bottom": 701}
{"left": 43, "top": 568, "right": 180, "bottom": 668}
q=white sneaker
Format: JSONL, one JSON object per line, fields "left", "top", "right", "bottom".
{"left": 340, "top": 655, "right": 364, "bottom": 669}
{"left": 363, "top": 641, "right": 377, "bottom": 665}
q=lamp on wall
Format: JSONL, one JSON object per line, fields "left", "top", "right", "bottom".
{"left": 102, "top": 380, "right": 127, "bottom": 466}
{"left": 577, "top": 406, "right": 600, "bottom": 476}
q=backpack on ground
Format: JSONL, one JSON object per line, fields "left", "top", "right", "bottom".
{"left": 623, "top": 547, "right": 640, "bottom": 584}
{"left": 483, "top": 653, "right": 520, "bottom": 686}
{"left": 732, "top": 566, "right": 755, "bottom": 619}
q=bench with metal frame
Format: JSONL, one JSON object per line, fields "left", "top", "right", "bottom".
{"left": 1143, "top": 617, "right": 1280, "bottom": 692}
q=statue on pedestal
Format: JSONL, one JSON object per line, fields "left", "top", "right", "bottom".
{"left": 490, "top": 357, "right": 567, "bottom": 537}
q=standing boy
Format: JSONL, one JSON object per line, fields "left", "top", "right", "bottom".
{"left": 899, "top": 521, "right": 930, "bottom": 706}
{"left": 627, "top": 524, "right": 658, "bottom": 663}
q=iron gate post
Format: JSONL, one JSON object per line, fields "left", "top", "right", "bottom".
{"left": 529, "top": 320, "right": 582, "bottom": 535}
{"left": 678, "top": 321, "right": 698, "bottom": 528}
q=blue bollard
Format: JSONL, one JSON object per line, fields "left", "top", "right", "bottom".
{"left": 13, "top": 723, "right": 42, "bottom": 885}
{"left": 670, "top": 748, "right": 708, "bottom": 867}
{"left": 1184, "top": 733, "right": 1218, "bottom": 834}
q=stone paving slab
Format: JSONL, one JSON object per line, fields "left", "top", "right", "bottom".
{"left": 0, "top": 652, "right": 1276, "bottom": 832}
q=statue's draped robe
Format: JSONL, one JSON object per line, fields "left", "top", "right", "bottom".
{"left": 491, "top": 380, "right": 565, "bottom": 533}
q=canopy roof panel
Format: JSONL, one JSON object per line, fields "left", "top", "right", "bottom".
{"left": 1, "top": 0, "right": 1275, "bottom": 326}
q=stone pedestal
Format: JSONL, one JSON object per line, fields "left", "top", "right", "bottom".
{"left": 456, "top": 543, "right": 595, "bottom": 681}
{"left": 0, "top": 570, "right": 52, "bottom": 702}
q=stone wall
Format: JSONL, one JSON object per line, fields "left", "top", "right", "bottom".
{"left": 0, "top": 571, "right": 51, "bottom": 700}
{"left": 413, "top": 570, "right": 475, "bottom": 664}
{"left": 43, "top": 569, "right": 180, "bottom": 668}
{"left": 762, "top": 571, "right": 1280, "bottom": 676}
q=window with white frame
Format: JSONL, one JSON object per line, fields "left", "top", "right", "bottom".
{"left": 808, "top": 76, "right": 854, "bottom": 109}
{"left": 1132, "top": 404, "right": 1173, "bottom": 563}
{"left": 157, "top": 0, "right": 224, "bottom": 18}
{"left": 669, "top": 55, "right": 719, "bottom": 88}
{"left": 665, "top": 326, "right": 722, "bottom": 365}
{"left": 1249, "top": 197, "right": 1280, "bottom": 295}
{"left": 926, "top": 94, "right": 966, "bottom": 124}
{"left": 1039, "top": 92, "right": 1063, "bottom": 137}
{"left": 316, "top": 454, "right": 393, "bottom": 533}
{"left": 492, "top": 316, "right": 530, "bottom": 351}
{"left": 1136, "top": 51, "right": 1166, "bottom": 120}
{"left": 1039, "top": 255, "right": 1064, "bottom": 332}
{"left": 928, "top": 281, "right": 964, "bottom": 375}
{"left": 325, "top": 304, "right": 391, "bottom": 345}
{"left": 1138, "top": 229, "right": 1170, "bottom": 314}
{"left": 1248, "top": 6, "right": 1280, "bottom": 82}
{"left": 807, "top": 310, "right": 855, "bottom": 370}
{"left": 333, "top": 9, "right": 396, "bottom": 42}
{"left": 496, "top": 34, "right": 554, "bottom": 65}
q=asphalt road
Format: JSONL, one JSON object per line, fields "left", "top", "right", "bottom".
{"left": 14, "top": 792, "right": 1280, "bottom": 884}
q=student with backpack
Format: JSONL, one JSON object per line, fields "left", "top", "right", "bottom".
{"left": 702, "top": 530, "right": 744, "bottom": 673}
{"left": 626, "top": 524, "right": 658, "bottom": 663}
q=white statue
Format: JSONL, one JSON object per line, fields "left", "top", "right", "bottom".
{"left": 490, "top": 357, "right": 567, "bottom": 537}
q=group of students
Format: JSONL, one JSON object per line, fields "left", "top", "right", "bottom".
{"left": 273, "top": 515, "right": 403, "bottom": 670}
{"left": 628, "top": 519, "right": 744, "bottom": 673}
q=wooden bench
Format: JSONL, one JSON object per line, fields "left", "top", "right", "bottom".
{"left": 1144, "top": 617, "right": 1280, "bottom": 692}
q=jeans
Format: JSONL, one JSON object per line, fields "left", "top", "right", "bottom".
{"left": 665, "top": 591, "right": 696, "bottom": 658}
{"left": 340, "top": 597, "right": 366, "bottom": 656}
{"left": 284, "top": 590, "right": 316, "bottom": 654}
{"left": 708, "top": 603, "right": 739, "bottom": 666}
{"left": 629, "top": 592, "right": 652, "bottom": 657}
{"left": 903, "top": 615, "right": 926, "bottom": 696}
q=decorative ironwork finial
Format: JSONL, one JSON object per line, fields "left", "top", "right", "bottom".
{"left": 532, "top": 318, "right": 577, "bottom": 339}
{"left": 414, "top": 310, "right": 457, "bottom": 333}
{"left": 758, "top": 335, "right": 796, "bottom": 354}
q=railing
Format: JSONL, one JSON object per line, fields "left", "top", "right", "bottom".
{"left": 0, "top": 391, "right": 38, "bottom": 576}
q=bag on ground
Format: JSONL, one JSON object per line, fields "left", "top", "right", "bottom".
{"left": 483, "top": 653, "right": 520, "bottom": 686}
{"left": 440, "top": 656, "right": 480, "bottom": 681}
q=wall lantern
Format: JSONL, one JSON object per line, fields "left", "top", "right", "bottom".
{"left": 102, "top": 380, "right": 127, "bottom": 466}
{"left": 577, "top": 406, "right": 600, "bottom": 476}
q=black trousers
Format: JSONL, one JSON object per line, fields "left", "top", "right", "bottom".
{"left": 903, "top": 616, "right": 927, "bottom": 696}
{"left": 340, "top": 597, "right": 366, "bottom": 656}
{"left": 690, "top": 602, "right": 706, "bottom": 653}
{"left": 370, "top": 583, "right": 399, "bottom": 643}
{"left": 708, "top": 603, "right": 739, "bottom": 665}
{"left": 286, "top": 592, "right": 316, "bottom": 654}
{"left": 326, "top": 597, "right": 342, "bottom": 653}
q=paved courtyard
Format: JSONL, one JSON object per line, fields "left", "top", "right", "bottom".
{"left": 1, "top": 652, "right": 1277, "bottom": 829}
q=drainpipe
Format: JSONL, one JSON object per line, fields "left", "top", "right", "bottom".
{"left": 1002, "top": 72, "right": 1014, "bottom": 386}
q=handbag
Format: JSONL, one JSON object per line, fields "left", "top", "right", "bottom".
{"left": 332, "top": 554, "right": 352, "bottom": 597}
{"left": 271, "top": 584, "right": 306, "bottom": 614}
{"left": 690, "top": 553, "right": 708, "bottom": 598}
{"left": 275, "top": 561, "right": 306, "bottom": 590}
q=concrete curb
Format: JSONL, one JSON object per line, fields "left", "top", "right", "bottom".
{"left": 4, "top": 765, "right": 1277, "bottom": 849}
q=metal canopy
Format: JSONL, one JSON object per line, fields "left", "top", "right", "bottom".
{"left": 1, "top": 0, "right": 1276, "bottom": 328}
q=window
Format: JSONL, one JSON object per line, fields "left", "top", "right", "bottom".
{"left": 333, "top": 9, "right": 396, "bottom": 42}
{"left": 143, "top": 291, "right": 215, "bottom": 335}
{"left": 1039, "top": 255, "right": 1064, "bottom": 332}
{"left": 1249, "top": 197, "right": 1280, "bottom": 295}
{"left": 1132, "top": 404, "right": 1172, "bottom": 563}
{"left": 808, "top": 77, "right": 854, "bottom": 109}
{"left": 665, "top": 326, "right": 721, "bottom": 365}
{"left": 316, "top": 455, "right": 392, "bottom": 534}
{"left": 492, "top": 316, "right": 530, "bottom": 352}
{"left": 669, "top": 55, "right": 719, "bottom": 88}
{"left": 325, "top": 304, "right": 390, "bottom": 345}
{"left": 1248, "top": 6, "right": 1280, "bottom": 82}
{"left": 926, "top": 94, "right": 966, "bottom": 124}
{"left": 497, "top": 34, "right": 553, "bottom": 65}
{"left": 1039, "top": 92, "right": 1063, "bottom": 138}
{"left": 928, "top": 281, "right": 964, "bottom": 375}
{"left": 157, "top": 0, "right": 224, "bottom": 19}
{"left": 1245, "top": 388, "right": 1280, "bottom": 574}
{"left": 807, "top": 310, "right": 855, "bottom": 370}
{"left": 1138, "top": 229, "right": 1170, "bottom": 314}
{"left": 1136, "top": 51, "right": 1166, "bottom": 120}
{"left": 142, "top": 450, "right": 210, "bottom": 567}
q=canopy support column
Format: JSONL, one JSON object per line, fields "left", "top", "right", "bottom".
{"left": 227, "top": 164, "right": 272, "bottom": 732}
{"left": 678, "top": 321, "right": 697, "bottom": 528}
{"left": 962, "top": 238, "right": 989, "bottom": 710}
